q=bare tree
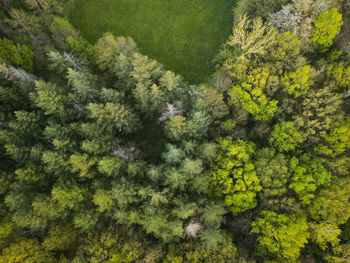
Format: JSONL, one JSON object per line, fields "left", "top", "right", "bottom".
{"left": 111, "top": 143, "right": 141, "bottom": 162}
{"left": 158, "top": 103, "right": 183, "bottom": 122}
{"left": 184, "top": 219, "right": 202, "bottom": 239}
{"left": 0, "top": 62, "right": 37, "bottom": 84}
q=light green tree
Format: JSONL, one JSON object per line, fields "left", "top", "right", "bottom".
{"left": 211, "top": 137, "right": 262, "bottom": 214}
{"left": 269, "top": 121, "right": 304, "bottom": 152}
{"left": 251, "top": 211, "right": 309, "bottom": 261}
{"left": 311, "top": 8, "right": 343, "bottom": 52}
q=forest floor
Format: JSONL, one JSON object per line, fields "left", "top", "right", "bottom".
{"left": 67, "top": 0, "right": 233, "bottom": 84}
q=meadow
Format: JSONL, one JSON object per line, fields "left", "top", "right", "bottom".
{"left": 68, "top": 0, "right": 233, "bottom": 83}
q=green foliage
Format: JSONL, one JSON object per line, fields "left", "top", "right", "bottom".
{"left": 211, "top": 137, "right": 262, "bottom": 214}
{"left": 1, "top": 2, "right": 349, "bottom": 261}
{"left": 0, "top": 238, "right": 55, "bottom": 263}
{"left": 66, "top": 36, "right": 94, "bottom": 59}
{"left": 0, "top": 38, "right": 33, "bottom": 72}
{"left": 0, "top": 214, "right": 14, "bottom": 243}
{"left": 307, "top": 177, "right": 350, "bottom": 225}
{"left": 310, "top": 222, "right": 341, "bottom": 250}
{"left": 314, "top": 118, "right": 350, "bottom": 157}
{"left": 50, "top": 17, "right": 79, "bottom": 50}
{"left": 97, "top": 156, "right": 125, "bottom": 177}
{"left": 92, "top": 189, "right": 114, "bottom": 213}
{"left": 269, "top": 121, "right": 304, "bottom": 152}
{"left": 327, "top": 62, "right": 350, "bottom": 89}
{"left": 203, "top": 87, "right": 229, "bottom": 119}
{"left": 51, "top": 180, "right": 86, "bottom": 210}
{"left": 228, "top": 67, "right": 279, "bottom": 121}
{"left": 311, "top": 8, "right": 343, "bottom": 52}
{"left": 254, "top": 148, "right": 292, "bottom": 210}
{"left": 251, "top": 211, "right": 309, "bottom": 261}
{"left": 31, "top": 80, "right": 69, "bottom": 118}
{"left": 69, "top": 153, "right": 96, "bottom": 178}
{"left": 42, "top": 223, "right": 77, "bottom": 251}
{"left": 165, "top": 234, "right": 237, "bottom": 262}
{"left": 282, "top": 65, "right": 313, "bottom": 97}
{"left": 87, "top": 102, "right": 139, "bottom": 134}
{"left": 73, "top": 210, "right": 99, "bottom": 232}
{"left": 289, "top": 154, "right": 332, "bottom": 205}
{"left": 165, "top": 115, "right": 189, "bottom": 141}
{"left": 94, "top": 33, "right": 137, "bottom": 71}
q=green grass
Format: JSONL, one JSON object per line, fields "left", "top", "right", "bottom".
{"left": 68, "top": 0, "right": 233, "bottom": 83}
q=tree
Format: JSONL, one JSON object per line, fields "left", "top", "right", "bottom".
{"left": 94, "top": 33, "right": 137, "bottom": 71}
{"left": 97, "top": 156, "right": 125, "bottom": 177}
{"left": 69, "top": 153, "right": 96, "bottom": 178}
{"left": 92, "top": 189, "right": 114, "bottom": 213}
{"left": 165, "top": 115, "right": 188, "bottom": 141}
{"left": 228, "top": 67, "right": 279, "bottom": 121}
{"left": 165, "top": 234, "right": 238, "bottom": 262}
{"left": 309, "top": 222, "right": 341, "bottom": 250}
{"left": 87, "top": 102, "right": 139, "bottom": 134}
{"left": 31, "top": 80, "right": 70, "bottom": 119}
{"left": 294, "top": 86, "right": 344, "bottom": 142}
{"left": 251, "top": 211, "right": 309, "bottom": 261}
{"left": 51, "top": 180, "right": 86, "bottom": 210}
{"left": 314, "top": 117, "right": 350, "bottom": 158}
{"left": 282, "top": 65, "right": 313, "bottom": 97}
{"left": 289, "top": 154, "right": 332, "bottom": 205}
{"left": 0, "top": 38, "right": 33, "bottom": 72}
{"left": 311, "top": 8, "right": 343, "bottom": 52}
{"left": 327, "top": 62, "right": 350, "bottom": 90}
{"left": 211, "top": 137, "right": 262, "bottom": 214}
{"left": 203, "top": 87, "right": 229, "bottom": 120}
{"left": 220, "top": 15, "right": 277, "bottom": 65}
{"left": 254, "top": 148, "right": 292, "bottom": 211}
{"left": 42, "top": 223, "right": 77, "bottom": 251}
{"left": 269, "top": 4, "right": 302, "bottom": 32}
{"left": 0, "top": 238, "right": 55, "bottom": 263}
{"left": 307, "top": 177, "right": 350, "bottom": 226}
{"left": 269, "top": 121, "right": 304, "bottom": 152}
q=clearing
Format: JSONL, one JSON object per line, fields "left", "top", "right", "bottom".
{"left": 68, "top": 0, "right": 233, "bottom": 83}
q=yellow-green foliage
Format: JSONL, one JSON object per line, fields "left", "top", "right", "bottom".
{"left": 314, "top": 117, "right": 350, "bottom": 157}
{"left": 307, "top": 177, "right": 350, "bottom": 226}
{"left": 42, "top": 223, "right": 77, "bottom": 251}
{"left": 310, "top": 222, "right": 341, "bottom": 250}
{"left": 282, "top": 65, "right": 313, "bottom": 97}
{"left": 251, "top": 211, "right": 309, "bottom": 261}
{"left": 0, "top": 215, "right": 14, "bottom": 243}
{"left": 269, "top": 121, "right": 304, "bottom": 152}
{"left": 0, "top": 238, "right": 55, "bottom": 263}
{"left": 0, "top": 38, "right": 33, "bottom": 72}
{"left": 311, "top": 8, "right": 343, "bottom": 52}
{"left": 165, "top": 115, "right": 189, "bottom": 141}
{"left": 327, "top": 62, "right": 350, "bottom": 89}
{"left": 165, "top": 235, "right": 237, "bottom": 263}
{"left": 211, "top": 137, "right": 262, "bottom": 214}
{"left": 228, "top": 67, "right": 278, "bottom": 121}
{"left": 289, "top": 154, "right": 332, "bottom": 205}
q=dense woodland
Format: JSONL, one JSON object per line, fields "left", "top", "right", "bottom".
{"left": 0, "top": 0, "right": 349, "bottom": 262}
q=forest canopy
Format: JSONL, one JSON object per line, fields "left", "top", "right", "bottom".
{"left": 0, "top": 0, "right": 349, "bottom": 262}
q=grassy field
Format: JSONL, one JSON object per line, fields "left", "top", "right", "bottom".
{"left": 68, "top": 0, "right": 233, "bottom": 83}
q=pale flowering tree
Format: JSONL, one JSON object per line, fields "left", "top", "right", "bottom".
{"left": 269, "top": 5, "right": 302, "bottom": 32}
